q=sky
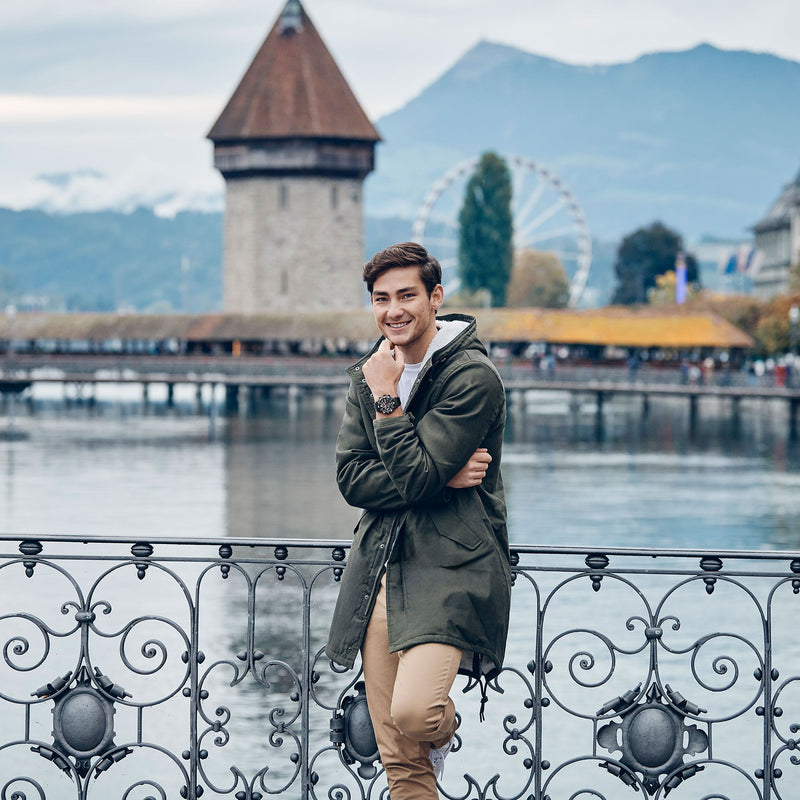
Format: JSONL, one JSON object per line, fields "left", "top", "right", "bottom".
{"left": 2, "top": 0, "right": 800, "bottom": 214}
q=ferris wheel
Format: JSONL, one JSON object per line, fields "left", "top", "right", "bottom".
{"left": 411, "top": 154, "right": 592, "bottom": 307}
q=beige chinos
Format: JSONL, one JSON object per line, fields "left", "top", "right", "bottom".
{"left": 361, "top": 576, "right": 461, "bottom": 799}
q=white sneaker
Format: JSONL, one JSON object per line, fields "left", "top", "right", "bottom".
{"left": 429, "top": 737, "right": 454, "bottom": 781}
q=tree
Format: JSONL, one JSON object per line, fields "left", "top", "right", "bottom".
{"left": 753, "top": 293, "right": 800, "bottom": 355}
{"left": 506, "top": 249, "right": 570, "bottom": 308}
{"left": 612, "top": 221, "right": 699, "bottom": 305}
{"left": 789, "top": 260, "right": 800, "bottom": 294}
{"left": 458, "top": 152, "right": 513, "bottom": 306}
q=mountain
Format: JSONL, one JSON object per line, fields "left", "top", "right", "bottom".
{"left": 367, "top": 42, "right": 800, "bottom": 240}
{"left": 0, "top": 208, "right": 223, "bottom": 312}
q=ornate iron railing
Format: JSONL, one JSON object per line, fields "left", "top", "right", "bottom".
{"left": 1, "top": 533, "right": 799, "bottom": 799}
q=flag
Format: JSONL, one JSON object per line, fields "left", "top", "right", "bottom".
{"left": 722, "top": 253, "right": 738, "bottom": 275}
{"left": 675, "top": 251, "right": 687, "bottom": 304}
{"left": 748, "top": 249, "right": 763, "bottom": 275}
{"left": 737, "top": 244, "right": 751, "bottom": 273}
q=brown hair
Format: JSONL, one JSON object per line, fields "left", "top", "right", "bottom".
{"left": 362, "top": 242, "right": 442, "bottom": 295}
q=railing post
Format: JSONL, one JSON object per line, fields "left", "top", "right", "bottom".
{"left": 302, "top": 549, "right": 312, "bottom": 799}
{"left": 189, "top": 569, "right": 200, "bottom": 800}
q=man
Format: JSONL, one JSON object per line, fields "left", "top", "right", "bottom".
{"left": 326, "top": 242, "right": 510, "bottom": 800}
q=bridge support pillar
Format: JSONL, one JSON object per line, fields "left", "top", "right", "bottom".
{"left": 142, "top": 383, "right": 150, "bottom": 410}
{"left": 641, "top": 393, "right": 650, "bottom": 418}
{"left": 731, "top": 396, "right": 741, "bottom": 435}
{"left": 790, "top": 398, "right": 799, "bottom": 442}
{"left": 166, "top": 383, "right": 175, "bottom": 408}
{"left": 195, "top": 384, "right": 203, "bottom": 414}
{"left": 689, "top": 394, "right": 699, "bottom": 435}
{"left": 225, "top": 384, "right": 240, "bottom": 415}
{"left": 246, "top": 385, "right": 260, "bottom": 415}
{"left": 209, "top": 383, "right": 219, "bottom": 440}
{"left": 595, "top": 391, "right": 605, "bottom": 440}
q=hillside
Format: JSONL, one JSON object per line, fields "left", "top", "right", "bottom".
{"left": 367, "top": 42, "right": 800, "bottom": 240}
{"left": 0, "top": 208, "right": 223, "bottom": 312}
{"left": 0, "top": 208, "right": 617, "bottom": 312}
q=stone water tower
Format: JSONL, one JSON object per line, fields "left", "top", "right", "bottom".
{"left": 208, "top": 0, "right": 380, "bottom": 312}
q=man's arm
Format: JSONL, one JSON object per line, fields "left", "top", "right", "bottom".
{"left": 373, "top": 360, "right": 504, "bottom": 504}
{"left": 335, "top": 383, "right": 409, "bottom": 510}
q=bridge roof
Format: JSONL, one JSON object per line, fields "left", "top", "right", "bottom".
{"left": 0, "top": 307, "right": 753, "bottom": 349}
{"left": 475, "top": 307, "right": 754, "bottom": 349}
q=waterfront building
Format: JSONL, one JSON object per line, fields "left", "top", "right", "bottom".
{"left": 208, "top": 0, "right": 380, "bottom": 313}
{"left": 752, "top": 167, "right": 800, "bottom": 299}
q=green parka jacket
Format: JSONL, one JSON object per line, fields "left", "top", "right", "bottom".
{"left": 325, "top": 314, "right": 511, "bottom": 680}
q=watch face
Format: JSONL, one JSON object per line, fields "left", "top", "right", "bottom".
{"left": 375, "top": 395, "right": 401, "bottom": 414}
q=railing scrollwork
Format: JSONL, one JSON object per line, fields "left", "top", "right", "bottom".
{"left": 0, "top": 534, "right": 798, "bottom": 799}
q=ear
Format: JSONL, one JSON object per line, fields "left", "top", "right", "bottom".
{"left": 431, "top": 284, "right": 444, "bottom": 310}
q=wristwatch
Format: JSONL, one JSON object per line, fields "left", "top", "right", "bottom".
{"left": 374, "top": 394, "right": 401, "bottom": 415}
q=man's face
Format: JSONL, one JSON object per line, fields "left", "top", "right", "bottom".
{"left": 370, "top": 266, "right": 444, "bottom": 363}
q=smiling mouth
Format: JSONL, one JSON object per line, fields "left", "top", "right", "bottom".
{"left": 387, "top": 321, "right": 410, "bottom": 329}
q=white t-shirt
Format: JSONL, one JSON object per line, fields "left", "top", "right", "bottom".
{"left": 398, "top": 361, "right": 424, "bottom": 408}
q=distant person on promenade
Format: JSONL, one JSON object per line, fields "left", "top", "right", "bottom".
{"left": 627, "top": 351, "right": 641, "bottom": 382}
{"left": 326, "top": 242, "right": 511, "bottom": 799}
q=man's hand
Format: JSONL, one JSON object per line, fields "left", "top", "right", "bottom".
{"left": 447, "top": 448, "right": 492, "bottom": 488}
{"left": 363, "top": 339, "right": 404, "bottom": 398}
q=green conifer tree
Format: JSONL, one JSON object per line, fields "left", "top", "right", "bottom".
{"left": 458, "top": 152, "right": 513, "bottom": 307}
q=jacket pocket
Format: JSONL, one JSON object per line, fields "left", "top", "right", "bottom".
{"left": 426, "top": 505, "right": 483, "bottom": 551}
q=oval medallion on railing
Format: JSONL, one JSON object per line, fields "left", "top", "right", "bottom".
{"left": 627, "top": 707, "right": 678, "bottom": 768}
{"left": 41, "top": 668, "right": 124, "bottom": 778}
{"left": 333, "top": 681, "right": 379, "bottom": 779}
{"left": 59, "top": 692, "right": 108, "bottom": 752}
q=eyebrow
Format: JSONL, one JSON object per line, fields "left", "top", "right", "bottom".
{"left": 372, "top": 286, "right": 419, "bottom": 296}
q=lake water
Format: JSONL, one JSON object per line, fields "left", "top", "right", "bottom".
{"left": 3, "top": 387, "right": 799, "bottom": 550}
{"left": 1, "top": 387, "right": 799, "bottom": 799}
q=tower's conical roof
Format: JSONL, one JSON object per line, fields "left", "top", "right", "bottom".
{"left": 208, "top": 0, "right": 380, "bottom": 142}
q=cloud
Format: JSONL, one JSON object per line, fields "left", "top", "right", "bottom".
{"left": 0, "top": 94, "right": 219, "bottom": 123}
{"left": 2, "top": 0, "right": 800, "bottom": 214}
{"left": 1, "top": 158, "right": 222, "bottom": 216}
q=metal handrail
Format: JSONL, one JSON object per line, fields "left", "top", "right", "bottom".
{"left": 0, "top": 533, "right": 797, "bottom": 799}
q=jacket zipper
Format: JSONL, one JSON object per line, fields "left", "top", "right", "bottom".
{"left": 384, "top": 515, "right": 404, "bottom": 569}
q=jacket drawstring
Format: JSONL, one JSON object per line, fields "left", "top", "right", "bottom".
{"left": 478, "top": 676, "right": 488, "bottom": 722}
{"left": 469, "top": 652, "right": 489, "bottom": 722}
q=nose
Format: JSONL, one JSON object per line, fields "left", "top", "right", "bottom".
{"left": 386, "top": 298, "right": 404, "bottom": 318}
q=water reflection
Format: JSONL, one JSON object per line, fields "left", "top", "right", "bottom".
{"left": 224, "top": 401, "right": 360, "bottom": 540}
{"left": 1, "top": 392, "right": 799, "bottom": 549}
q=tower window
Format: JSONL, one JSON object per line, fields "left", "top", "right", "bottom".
{"left": 279, "top": 184, "right": 288, "bottom": 209}
{"left": 331, "top": 186, "right": 338, "bottom": 209}
{"left": 281, "top": 270, "right": 289, "bottom": 294}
